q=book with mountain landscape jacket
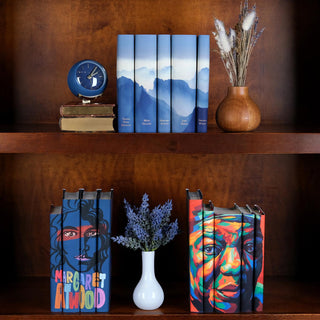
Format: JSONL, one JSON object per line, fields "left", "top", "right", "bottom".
{"left": 117, "top": 34, "right": 135, "bottom": 132}
{"left": 172, "top": 35, "right": 197, "bottom": 133}
{"left": 157, "top": 34, "right": 171, "bottom": 133}
{"left": 196, "top": 35, "right": 210, "bottom": 133}
{"left": 135, "top": 34, "right": 157, "bottom": 133}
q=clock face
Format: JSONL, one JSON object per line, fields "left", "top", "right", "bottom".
{"left": 67, "top": 60, "right": 108, "bottom": 99}
{"left": 76, "top": 63, "right": 104, "bottom": 90}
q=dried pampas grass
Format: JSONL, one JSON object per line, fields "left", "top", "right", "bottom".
{"left": 213, "top": 0, "right": 265, "bottom": 86}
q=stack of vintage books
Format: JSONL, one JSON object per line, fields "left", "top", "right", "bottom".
{"left": 59, "top": 103, "right": 116, "bottom": 132}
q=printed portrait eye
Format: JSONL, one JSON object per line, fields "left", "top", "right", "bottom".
{"left": 204, "top": 244, "right": 223, "bottom": 257}
{"left": 204, "top": 245, "right": 214, "bottom": 255}
{"left": 85, "top": 229, "right": 99, "bottom": 237}
{"left": 244, "top": 242, "right": 254, "bottom": 254}
{"left": 63, "top": 230, "right": 77, "bottom": 239}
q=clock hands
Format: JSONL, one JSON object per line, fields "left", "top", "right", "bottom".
{"left": 87, "top": 66, "right": 99, "bottom": 79}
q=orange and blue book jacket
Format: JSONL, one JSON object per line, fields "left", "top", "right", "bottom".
{"left": 187, "top": 189, "right": 204, "bottom": 312}
{"left": 187, "top": 190, "right": 265, "bottom": 313}
{"left": 50, "top": 189, "right": 113, "bottom": 313}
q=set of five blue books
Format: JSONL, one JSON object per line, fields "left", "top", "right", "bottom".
{"left": 50, "top": 189, "right": 113, "bottom": 313}
{"left": 117, "top": 34, "right": 210, "bottom": 133}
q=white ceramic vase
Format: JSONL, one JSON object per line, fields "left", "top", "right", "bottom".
{"left": 133, "top": 250, "right": 164, "bottom": 310}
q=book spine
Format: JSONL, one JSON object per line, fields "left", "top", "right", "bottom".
{"left": 80, "top": 191, "right": 99, "bottom": 312}
{"left": 172, "top": 35, "right": 197, "bottom": 133}
{"left": 202, "top": 201, "right": 214, "bottom": 313}
{"left": 61, "top": 190, "right": 81, "bottom": 312}
{"left": 240, "top": 210, "right": 255, "bottom": 312}
{"left": 135, "top": 34, "right": 157, "bottom": 132}
{"left": 117, "top": 34, "right": 135, "bottom": 132}
{"left": 50, "top": 206, "right": 63, "bottom": 312}
{"left": 214, "top": 211, "right": 242, "bottom": 313}
{"left": 60, "top": 105, "right": 115, "bottom": 117}
{"left": 157, "top": 34, "right": 171, "bottom": 133}
{"left": 187, "top": 189, "right": 204, "bottom": 313}
{"left": 96, "top": 190, "right": 113, "bottom": 312}
{"left": 253, "top": 205, "right": 265, "bottom": 312}
{"left": 196, "top": 35, "right": 210, "bottom": 133}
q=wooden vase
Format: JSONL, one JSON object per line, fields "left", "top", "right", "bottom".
{"left": 216, "top": 87, "right": 261, "bottom": 132}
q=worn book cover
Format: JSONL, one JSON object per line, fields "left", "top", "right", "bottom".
{"left": 60, "top": 103, "right": 115, "bottom": 117}
{"left": 59, "top": 117, "right": 115, "bottom": 132}
{"left": 187, "top": 189, "right": 204, "bottom": 313}
{"left": 50, "top": 205, "right": 63, "bottom": 312}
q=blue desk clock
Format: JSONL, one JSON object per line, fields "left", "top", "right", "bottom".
{"left": 67, "top": 59, "right": 108, "bottom": 101}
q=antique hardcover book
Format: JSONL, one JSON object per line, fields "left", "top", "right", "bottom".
{"left": 59, "top": 117, "right": 115, "bottom": 132}
{"left": 117, "top": 34, "right": 135, "bottom": 132}
{"left": 135, "top": 34, "right": 157, "bottom": 132}
{"left": 172, "top": 35, "right": 197, "bottom": 132}
{"left": 196, "top": 35, "right": 210, "bottom": 133}
{"left": 60, "top": 103, "right": 115, "bottom": 117}
{"left": 50, "top": 205, "right": 63, "bottom": 312}
{"left": 186, "top": 189, "right": 204, "bottom": 313}
{"left": 157, "top": 34, "right": 171, "bottom": 133}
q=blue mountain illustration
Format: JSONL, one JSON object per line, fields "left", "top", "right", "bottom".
{"left": 157, "top": 78, "right": 171, "bottom": 131}
{"left": 171, "top": 79, "right": 197, "bottom": 132}
{"left": 117, "top": 76, "right": 207, "bottom": 133}
{"left": 117, "top": 76, "right": 134, "bottom": 118}
{"left": 135, "top": 82, "right": 157, "bottom": 132}
{"left": 196, "top": 87, "right": 209, "bottom": 109}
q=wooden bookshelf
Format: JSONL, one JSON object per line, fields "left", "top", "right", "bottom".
{"left": 1, "top": 125, "right": 320, "bottom": 154}
{"left": 1, "top": 0, "right": 320, "bottom": 319}
{"left": 0, "top": 277, "right": 319, "bottom": 319}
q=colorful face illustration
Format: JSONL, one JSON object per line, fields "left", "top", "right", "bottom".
{"left": 59, "top": 214, "right": 102, "bottom": 272}
{"left": 189, "top": 209, "right": 263, "bottom": 313}
{"left": 213, "top": 214, "right": 243, "bottom": 313}
{"left": 50, "top": 200, "right": 109, "bottom": 275}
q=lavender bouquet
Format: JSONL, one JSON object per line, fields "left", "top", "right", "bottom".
{"left": 112, "top": 194, "right": 179, "bottom": 251}
{"left": 213, "top": 0, "right": 265, "bottom": 86}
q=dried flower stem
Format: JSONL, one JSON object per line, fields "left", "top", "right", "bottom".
{"left": 213, "top": 0, "right": 264, "bottom": 86}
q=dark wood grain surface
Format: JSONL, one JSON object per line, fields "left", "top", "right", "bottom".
{"left": 2, "top": 0, "right": 318, "bottom": 127}
{"left": 1, "top": 0, "right": 320, "bottom": 318}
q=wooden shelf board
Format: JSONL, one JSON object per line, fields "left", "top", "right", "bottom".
{"left": 0, "top": 277, "right": 320, "bottom": 319}
{"left": 1, "top": 124, "right": 320, "bottom": 154}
